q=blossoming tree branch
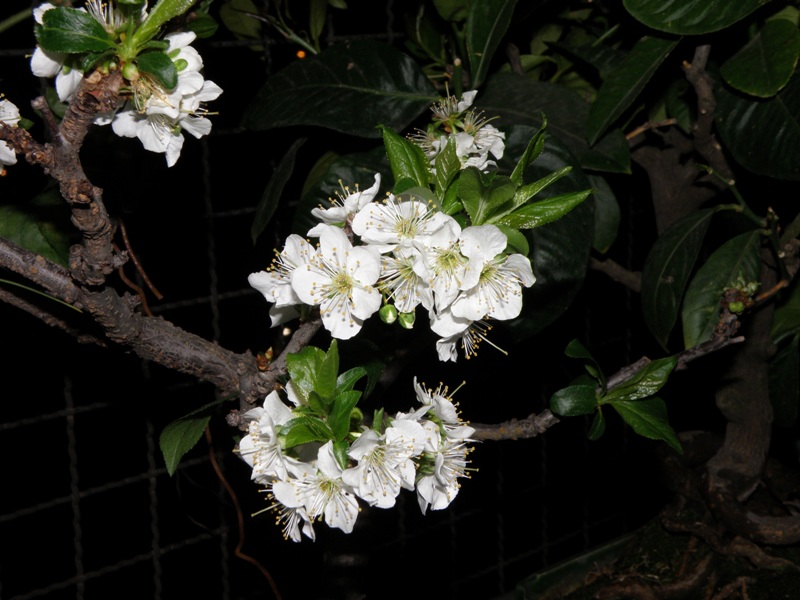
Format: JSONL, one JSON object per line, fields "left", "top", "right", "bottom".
{"left": 3, "top": 0, "right": 800, "bottom": 566}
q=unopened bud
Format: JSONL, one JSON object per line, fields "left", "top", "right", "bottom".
{"left": 398, "top": 311, "right": 415, "bottom": 329}
{"left": 121, "top": 62, "right": 139, "bottom": 81}
{"left": 379, "top": 304, "right": 398, "bottom": 324}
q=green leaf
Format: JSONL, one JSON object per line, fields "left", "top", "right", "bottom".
{"left": 586, "top": 35, "right": 680, "bottom": 146}
{"left": 465, "top": 0, "right": 519, "bottom": 88}
{"left": 251, "top": 138, "right": 306, "bottom": 244}
{"left": 509, "top": 115, "right": 547, "bottom": 186}
{"left": 623, "top": 0, "right": 770, "bottom": 35}
{"left": 317, "top": 340, "right": 340, "bottom": 400}
{"left": 328, "top": 390, "right": 361, "bottom": 441}
{"left": 434, "top": 137, "right": 461, "bottom": 201}
{"left": 772, "top": 279, "right": 800, "bottom": 343}
{"left": 587, "top": 409, "right": 606, "bottom": 440}
{"left": 611, "top": 397, "right": 681, "bottom": 452}
{"left": 507, "top": 166, "right": 572, "bottom": 215}
{"left": 242, "top": 40, "right": 438, "bottom": 138}
{"left": 456, "top": 168, "right": 516, "bottom": 225}
{"left": 132, "top": 0, "right": 196, "bottom": 46}
{"left": 38, "top": 7, "right": 115, "bottom": 53}
{"left": 309, "top": 0, "right": 328, "bottom": 43}
{"left": 640, "top": 209, "right": 715, "bottom": 349}
{"left": 493, "top": 189, "right": 590, "bottom": 229}
{"left": 332, "top": 440, "right": 350, "bottom": 471}
{"left": 603, "top": 356, "right": 678, "bottom": 403}
{"left": 135, "top": 51, "right": 178, "bottom": 91}
{"left": 588, "top": 174, "right": 619, "bottom": 254}
{"left": 495, "top": 224, "right": 529, "bottom": 256}
{"left": 281, "top": 415, "right": 335, "bottom": 449}
{"left": 159, "top": 397, "right": 230, "bottom": 476}
{"left": 286, "top": 346, "right": 326, "bottom": 402}
{"left": 682, "top": 230, "right": 761, "bottom": 349}
{"left": 565, "top": 338, "right": 606, "bottom": 390}
{"left": 769, "top": 335, "right": 799, "bottom": 427}
{"left": 336, "top": 366, "right": 367, "bottom": 395}
{"left": 479, "top": 73, "right": 631, "bottom": 174}
{"left": 381, "top": 126, "right": 430, "bottom": 189}
{"left": 720, "top": 19, "right": 800, "bottom": 98}
{"left": 716, "top": 70, "right": 800, "bottom": 180}
{"left": 550, "top": 384, "right": 598, "bottom": 416}
{"left": 0, "top": 190, "right": 71, "bottom": 267}
{"left": 187, "top": 10, "right": 219, "bottom": 38}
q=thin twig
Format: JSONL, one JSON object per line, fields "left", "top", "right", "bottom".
{"left": 119, "top": 219, "right": 164, "bottom": 300}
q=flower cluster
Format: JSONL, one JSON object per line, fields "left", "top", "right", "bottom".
{"left": 238, "top": 377, "right": 475, "bottom": 541}
{"left": 249, "top": 175, "right": 536, "bottom": 359}
{"left": 30, "top": 1, "right": 222, "bottom": 167}
{"left": 409, "top": 90, "right": 506, "bottom": 173}
{"left": 0, "top": 98, "right": 20, "bottom": 168}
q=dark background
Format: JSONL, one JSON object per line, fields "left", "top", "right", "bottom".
{"left": 0, "top": 2, "right": 679, "bottom": 599}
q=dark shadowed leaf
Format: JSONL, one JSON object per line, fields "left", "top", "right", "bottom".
{"left": 550, "top": 384, "right": 597, "bottom": 416}
{"left": 465, "top": 0, "right": 518, "bottom": 88}
{"left": 681, "top": 230, "right": 761, "bottom": 349}
{"left": 623, "top": 0, "right": 770, "bottom": 35}
{"left": 586, "top": 35, "right": 680, "bottom": 146}
{"left": 588, "top": 174, "right": 619, "bottom": 254}
{"left": 251, "top": 138, "right": 305, "bottom": 244}
{"left": 769, "top": 335, "right": 799, "bottom": 427}
{"left": 720, "top": 19, "right": 800, "bottom": 98}
{"left": 641, "top": 209, "right": 714, "bottom": 349}
{"left": 242, "top": 40, "right": 438, "bottom": 138}
{"left": 716, "top": 71, "right": 800, "bottom": 180}
{"left": 772, "top": 279, "right": 800, "bottom": 343}
{"left": 0, "top": 189, "right": 71, "bottom": 267}
{"left": 159, "top": 397, "right": 230, "bottom": 476}
{"left": 479, "top": 73, "right": 631, "bottom": 173}
{"left": 610, "top": 397, "right": 682, "bottom": 452}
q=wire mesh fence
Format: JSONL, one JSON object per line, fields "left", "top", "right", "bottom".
{"left": 0, "top": 3, "right": 667, "bottom": 599}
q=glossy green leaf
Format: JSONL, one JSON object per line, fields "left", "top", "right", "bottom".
{"left": 38, "top": 7, "right": 115, "bottom": 53}
{"left": 251, "top": 138, "right": 306, "bottom": 244}
{"left": 493, "top": 189, "right": 590, "bottom": 230}
{"left": 682, "top": 230, "right": 761, "bottom": 349}
{"left": 132, "top": 0, "right": 196, "bottom": 46}
{"left": 456, "top": 168, "right": 516, "bottom": 225}
{"left": 479, "top": 73, "right": 631, "bottom": 173}
{"left": 286, "top": 346, "right": 326, "bottom": 402}
{"left": 282, "top": 415, "right": 335, "bottom": 449}
{"left": 317, "top": 340, "right": 340, "bottom": 400}
{"left": 769, "top": 335, "right": 799, "bottom": 427}
{"left": 495, "top": 224, "right": 529, "bottom": 256}
{"left": 603, "top": 356, "right": 677, "bottom": 403}
{"left": 623, "top": 0, "right": 770, "bottom": 35}
{"left": 550, "top": 384, "right": 597, "bottom": 416}
{"left": 509, "top": 115, "right": 546, "bottom": 186}
{"left": 720, "top": 20, "right": 800, "bottom": 98}
{"left": 242, "top": 40, "right": 438, "bottom": 138}
{"left": 771, "top": 279, "right": 800, "bottom": 343}
{"left": 640, "top": 209, "right": 714, "bottom": 348}
{"left": 508, "top": 167, "right": 572, "bottom": 214}
{"left": 135, "top": 51, "right": 178, "bottom": 91}
{"left": 465, "top": 0, "right": 519, "bottom": 88}
{"left": 328, "top": 390, "right": 361, "bottom": 441}
{"left": 587, "top": 174, "right": 619, "bottom": 254}
{"left": 381, "top": 126, "right": 430, "bottom": 190}
{"left": 159, "top": 397, "right": 229, "bottom": 476}
{"left": 610, "top": 397, "right": 682, "bottom": 452}
{"left": 586, "top": 35, "right": 680, "bottom": 146}
{"left": 434, "top": 137, "right": 461, "bottom": 201}
{"left": 716, "top": 70, "right": 800, "bottom": 180}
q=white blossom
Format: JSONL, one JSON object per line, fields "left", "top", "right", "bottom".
{"left": 307, "top": 173, "right": 382, "bottom": 236}
{"left": 342, "top": 420, "right": 426, "bottom": 508}
{"left": 0, "top": 99, "right": 20, "bottom": 166}
{"left": 249, "top": 234, "right": 315, "bottom": 327}
{"left": 416, "top": 420, "right": 474, "bottom": 514}
{"left": 291, "top": 225, "right": 382, "bottom": 340}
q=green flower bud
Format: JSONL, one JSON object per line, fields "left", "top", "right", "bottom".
{"left": 379, "top": 304, "right": 398, "bottom": 324}
{"left": 398, "top": 311, "right": 415, "bottom": 329}
{"left": 121, "top": 62, "right": 139, "bottom": 81}
{"left": 173, "top": 58, "right": 188, "bottom": 72}
{"left": 728, "top": 301, "right": 745, "bottom": 314}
